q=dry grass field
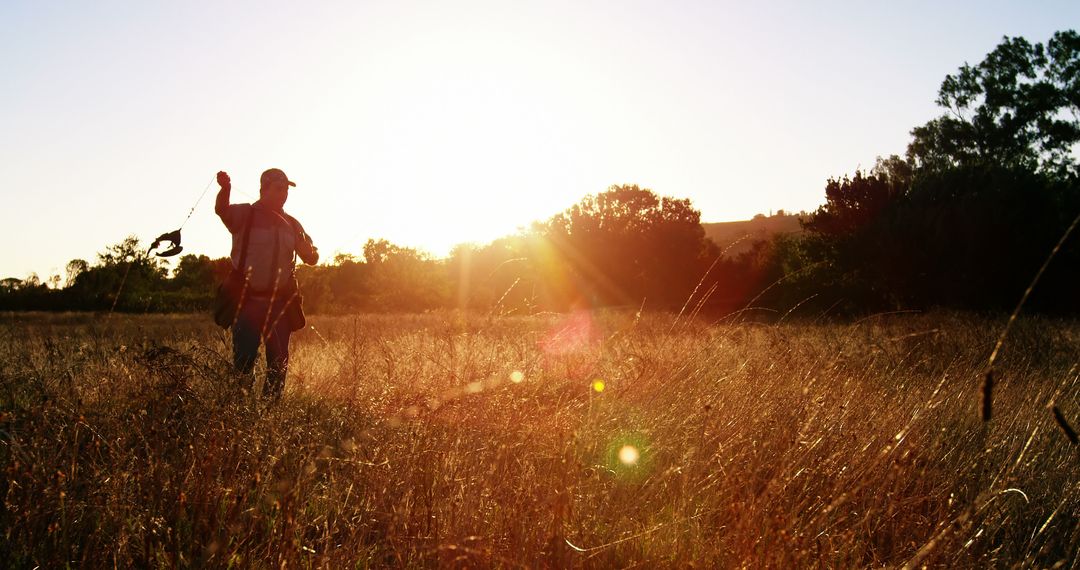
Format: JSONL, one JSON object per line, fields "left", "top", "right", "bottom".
{"left": 1, "top": 310, "right": 1078, "bottom": 568}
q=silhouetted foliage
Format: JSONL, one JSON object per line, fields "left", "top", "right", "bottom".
{"left": 67, "top": 236, "right": 171, "bottom": 311}
{"left": 909, "top": 30, "right": 1080, "bottom": 176}
{"left": 732, "top": 31, "right": 1075, "bottom": 317}
{"left": 292, "top": 240, "right": 450, "bottom": 314}
{"left": 802, "top": 168, "right": 904, "bottom": 237}
{"left": 889, "top": 165, "right": 1078, "bottom": 311}
{"left": 360, "top": 239, "right": 450, "bottom": 311}
{"left": 535, "top": 184, "right": 719, "bottom": 310}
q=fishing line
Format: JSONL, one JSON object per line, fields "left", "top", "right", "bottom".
{"left": 178, "top": 176, "right": 217, "bottom": 231}
{"left": 107, "top": 176, "right": 219, "bottom": 315}
{"left": 147, "top": 175, "right": 217, "bottom": 257}
{"left": 113, "top": 174, "right": 255, "bottom": 314}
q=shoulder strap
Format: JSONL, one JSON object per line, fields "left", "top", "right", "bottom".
{"left": 237, "top": 207, "right": 255, "bottom": 272}
{"left": 270, "top": 220, "right": 281, "bottom": 289}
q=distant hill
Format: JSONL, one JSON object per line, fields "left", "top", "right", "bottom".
{"left": 702, "top": 213, "right": 803, "bottom": 257}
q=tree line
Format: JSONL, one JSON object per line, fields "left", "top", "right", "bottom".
{"left": 763, "top": 30, "right": 1080, "bottom": 315}
{"left": 3, "top": 31, "right": 1078, "bottom": 317}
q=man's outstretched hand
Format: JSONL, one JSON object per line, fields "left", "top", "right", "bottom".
{"left": 215, "top": 171, "right": 232, "bottom": 218}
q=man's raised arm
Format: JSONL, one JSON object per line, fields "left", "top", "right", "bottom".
{"left": 214, "top": 171, "right": 232, "bottom": 221}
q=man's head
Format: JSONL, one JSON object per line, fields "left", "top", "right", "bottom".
{"left": 259, "top": 168, "right": 296, "bottom": 211}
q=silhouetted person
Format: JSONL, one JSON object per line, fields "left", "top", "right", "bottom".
{"left": 215, "top": 168, "right": 319, "bottom": 400}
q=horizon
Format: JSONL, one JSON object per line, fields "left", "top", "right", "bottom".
{"left": 2, "top": 1, "right": 1077, "bottom": 280}
{"left": 1, "top": 203, "right": 805, "bottom": 284}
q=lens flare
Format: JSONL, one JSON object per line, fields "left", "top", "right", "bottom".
{"left": 539, "top": 309, "right": 596, "bottom": 356}
{"left": 592, "top": 380, "right": 605, "bottom": 392}
{"left": 618, "top": 445, "right": 640, "bottom": 465}
{"left": 604, "top": 431, "right": 651, "bottom": 480}
{"left": 510, "top": 370, "right": 524, "bottom": 383}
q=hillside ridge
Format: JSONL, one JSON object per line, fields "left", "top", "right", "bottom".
{"left": 701, "top": 213, "right": 803, "bottom": 256}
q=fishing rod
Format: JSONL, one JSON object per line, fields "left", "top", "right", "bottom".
{"left": 146, "top": 176, "right": 217, "bottom": 257}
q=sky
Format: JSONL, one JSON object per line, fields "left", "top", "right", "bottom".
{"left": 1, "top": 0, "right": 1077, "bottom": 281}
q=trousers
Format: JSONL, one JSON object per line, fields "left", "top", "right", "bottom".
{"left": 232, "top": 295, "right": 292, "bottom": 400}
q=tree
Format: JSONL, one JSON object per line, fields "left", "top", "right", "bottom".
{"left": 539, "top": 185, "right": 717, "bottom": 309}
{"left": 908, "top": 30, "right": 1080, "bottom": 175}
{"left": 310, "top": 251, "right": 372, "bottom": 312}
{"left": 171, "top": 254, "right": 220, "bottom": 292}
{"left": 63, "top": 236, "right": 169, "bottom": 311}
{"left": 65, "top": 259, "right": 88, "bottom": 288}
{"left": 782, "top": 32, "right": 1080, "bottom": 315}
{"left": 360, "top": 239, "right": 449, "bottom": 311}
{"left": 333, "top": 252, "right": 357, "bottom": 265}
{"left": 801, "top": 169, "right": 900, "bottom": 237}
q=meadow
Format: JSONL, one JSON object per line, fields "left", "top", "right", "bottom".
{"left": 0, "top": 310, "right": 1078, "bottom": 568}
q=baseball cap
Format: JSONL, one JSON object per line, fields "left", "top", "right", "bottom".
{"left": 260, "top": 168, "right": 297, "bottom": 188}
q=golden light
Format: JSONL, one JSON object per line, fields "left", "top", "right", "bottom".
{"left": 618, "top": 445, "right": 640, "bottom": 466}
{"left": 539, "top": 308, "right": 595, "bottom": 356}
{"left": 592, "top": 379, "right": 605, "bottom": 392}
{"left": 510, "top": 370, "right": 524, "bottom": 384}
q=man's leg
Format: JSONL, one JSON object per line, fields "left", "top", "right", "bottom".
{"left": 263, "top": 311, "right": 292, "bottom": 401}
{"left": 231, "top": 300, "right": 263, "bottom": 391}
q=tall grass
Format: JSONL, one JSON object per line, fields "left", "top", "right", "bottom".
{"left": 0, "top": 310, "right": 1077, "bottom": 567}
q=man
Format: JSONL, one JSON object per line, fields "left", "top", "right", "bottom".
{"left": 215, "top": 168, "right": 319, "bottom": 400}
